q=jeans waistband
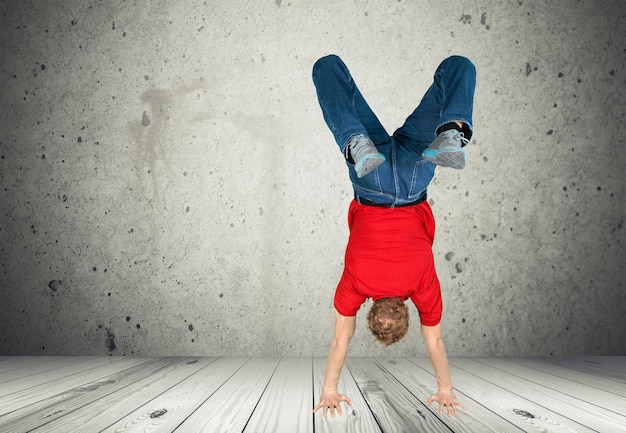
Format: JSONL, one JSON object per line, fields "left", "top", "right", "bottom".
{"left": 355, "top": 193, "right": 427, "bottom": 208}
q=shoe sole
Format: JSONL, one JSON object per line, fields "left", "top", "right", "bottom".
{"left": 355, "top": 154, "right": 385, "bottom": 178}
{"left": 422, "top": 148, "right": 467, "bottom": 169}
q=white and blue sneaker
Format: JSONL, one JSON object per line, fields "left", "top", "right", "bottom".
{"left": 347, "top": 134, "right": 385, "bottom": 178}
{"left": 422, "top": 129, "right": 469, "bottom": 169}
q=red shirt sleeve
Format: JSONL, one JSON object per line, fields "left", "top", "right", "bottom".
{"left": 409, "top": 273, "right": 442, "bottom": 326}
{"left": 333, "top": 271, "right": 367, "bottom": 316}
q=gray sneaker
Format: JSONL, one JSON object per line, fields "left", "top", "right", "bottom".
{"left": 347, "top": 134, "right": 385, "bottom": 178}
{"left": 422, "top": 129, "right": 469, "bottom": 169}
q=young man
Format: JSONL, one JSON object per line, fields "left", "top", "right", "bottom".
{"left": 311, "top": 54, "right": 476, "bottom": 417}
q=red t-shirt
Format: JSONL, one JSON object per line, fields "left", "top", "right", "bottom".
{"left": 334, "top": 199, "right": 442, "bottom": 326}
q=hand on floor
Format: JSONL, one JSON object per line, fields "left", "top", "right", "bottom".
{"left": 427, "top": 389, "right": 466, "bottom": 416}
{"left": 313, "top": 391, "right": 352, "bottom": 418}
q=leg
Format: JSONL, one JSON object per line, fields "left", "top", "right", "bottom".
{"left": 394, "top": 55, "right": 476, "bottom": 151}
{"left": 312, "top": 55, "right": 390, "bottom": 153}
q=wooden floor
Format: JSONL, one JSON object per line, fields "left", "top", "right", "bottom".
{"left": 0, "top": 356, "right": 624, "bottom": 433}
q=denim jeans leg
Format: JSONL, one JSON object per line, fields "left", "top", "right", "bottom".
{"left": 394, "top": 55, "right": 476, "bottom": 146}
{"left": 312, "top": 55, "right": 390, "bottom": 154}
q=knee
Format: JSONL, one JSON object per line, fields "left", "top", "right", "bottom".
{"left": 313, "top": 54, "right": 342, "bottom": 76}
{"left": 442, "top": 55, "right": 476, "bottom": 73}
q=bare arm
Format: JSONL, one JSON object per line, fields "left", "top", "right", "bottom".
{"left": 421, "top": 323, "right": 466, "bottom": 415}
{"left": 313, "top": 309, "right": 356, "bottom": 417}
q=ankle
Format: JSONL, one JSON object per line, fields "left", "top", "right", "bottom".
{"left": 436, "top": 122, "right": 472, "bottom": 144}
{"left": 436, "top": 122, "right": 463, "bottom": 136}
{"left": 345, "top": 134, "right": 367, "bottom": 163}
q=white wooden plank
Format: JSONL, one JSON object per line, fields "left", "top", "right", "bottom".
{"left": 541, "top": 356, "right": 626, "bottom": 382}
{"left": 0, "top": 357, "right": 124, "bottom": 397}
{"left": 0, "top": 357, "right": 42, "bottom": 367}
{"left": 346, "top": 357, "right": 460, "bottom": 432}
{"left": 576, "top": 356, "right": 626, "bottom": 374}
{"left": 174, "top": 358, "right": 279, "bottom": 432}
{"left": 1, "top": 356, "right": 623, "bottom": 433}
{"left": 372, "top": 357, "right": 524, "bottom": 432}
{"left": 420, "top": 358, "right": 596, "bottom": 433}
{"left": 313, "top": 357, "right": 381, "bottom": 433}
{"left": 0, "top": 356, "right": 149, "bottom": 416}
{"left": 242, "top": 357, "right": 314, "bottom": 433}
{"left": 0, "top": 357, "right": 180, "bottom": 433}
{"left": 476, "top": 357, "right": 626, "bottom": 414}
{"left": 0, "top": 357, "right": 57, "bottom": 376}
{"left": 0, "top": 356, "right": 102, "bottom": 385}
{"left": 513, "top": 357, "right": 626, "bottom": 397}
{"left": 453, "top": 357, "right": 626, "bottom": 432}
{"left": 27, "top": 357, "right": 218, "bottom": 433}
{"left": 100, "top": 357, "right": 250, "bottom": 433}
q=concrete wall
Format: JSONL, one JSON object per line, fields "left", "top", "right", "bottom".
{"left": 0, "top": 0, "right": 624, "bottom": 357}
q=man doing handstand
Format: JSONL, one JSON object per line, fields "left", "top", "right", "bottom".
{"left": 311, "top": 53, "right": 476, "bottom": 417}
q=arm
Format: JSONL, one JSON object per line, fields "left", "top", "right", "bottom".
{"left": 421, "top": 323, "right": 466, "bottom": 415}
{"left": 313, "top": 309, "right": 356, "bottom": 417}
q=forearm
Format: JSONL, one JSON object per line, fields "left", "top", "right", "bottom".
{"left": 322, "top": 339, "right": 349, "bottom": 393}
{"left": 422, "top": 325, "right": 453, "bottom": 391}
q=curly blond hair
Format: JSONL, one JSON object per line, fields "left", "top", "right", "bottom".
{"left": 366, "top": 297, "right": 409, "bottom": 346}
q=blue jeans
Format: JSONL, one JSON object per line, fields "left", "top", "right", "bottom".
{"left": 312, "top": 54, "right": 476, "bottom": 206}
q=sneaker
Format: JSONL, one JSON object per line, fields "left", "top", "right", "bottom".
{"left": 422, "top": 129, "right": 469, "bottom": 169}
{"left": 347, "top": 134, "right": 385, "bottom": 178}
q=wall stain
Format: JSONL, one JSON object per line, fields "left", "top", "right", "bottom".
{"left": 48, "top": 280, "right": 62, "bottom": 291}
{"left": 480, "top": 12, "right": 490, "bottom": 29}
{"left": 129, "top": 89, "right": 173, "bottom": 228}
{"left": 459, "top": 14, "right": 471, "bottom": 24}
{"left": 105, "top": 329, "right": 116, "bottom": 351}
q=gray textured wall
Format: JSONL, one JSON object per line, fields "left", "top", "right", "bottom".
{"left": 0, "top": 0, "right": 624, "bottom": 357}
